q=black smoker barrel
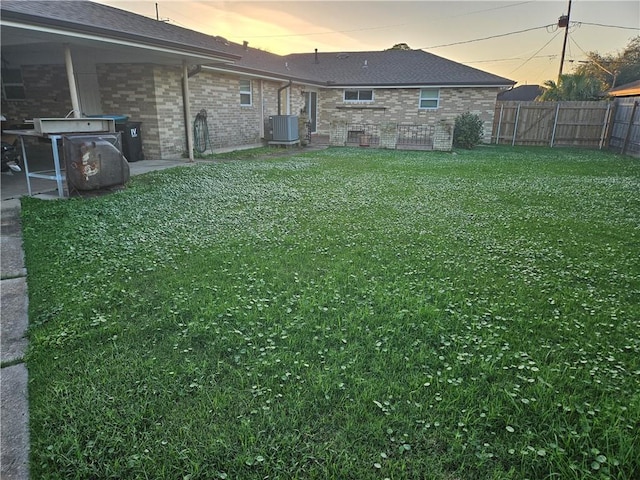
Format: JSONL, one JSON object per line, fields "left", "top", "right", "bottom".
{"left": 63, "top": 133, "right": 130, "bottom": 191}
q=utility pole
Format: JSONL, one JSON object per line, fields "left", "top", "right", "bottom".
{"left": 156, "top": 3, "right": 159, "bottom": 21}
{"left": 558, "top": 0, "right": 572, "bottom": 81}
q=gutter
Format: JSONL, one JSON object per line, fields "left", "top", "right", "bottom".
{"left": 202, "top": 65, "right": 323, "bottom": 87}
{"left": 323, "top": 83, "right": 515, "bottom": 89}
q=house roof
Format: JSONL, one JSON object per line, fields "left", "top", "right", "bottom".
{"left": 0, "top": 0, "right": 240, "bottom": 63}
{"left": 497, "top": 85, "right": 543, "bottom": 101}
{"left": 282, "top": 50, "right": 514, "bottom": 87}
{"left": 607, "top": 80, "right": 640, "bottom": 97}
{"left": 1, "top": 0, "right": 515, "bottom": 88}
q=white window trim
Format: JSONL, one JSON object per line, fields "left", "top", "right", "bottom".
{"left": 343, "top": 89, "right": 374, "bottom": 103}
{"left": 240, "top": 79, "right": 252, "bottom": 106}
{"left": 418, "top": 88, "right": 440, "bottom": 110}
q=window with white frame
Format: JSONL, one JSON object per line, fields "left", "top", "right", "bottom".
{"left": 240, "top": 79, "right": 252, "bottom": 106}
{"left": 419, "top": 88, "right": 439, "bottom": 109}
{"left": 344, "top": 89, "right": 373, "bottom": 102}
{"left": 1, "top": 68, "right": 26, "bottom": 100}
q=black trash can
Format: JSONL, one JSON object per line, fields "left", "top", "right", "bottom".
{"left": 116, "top": 121, "right": 144, "bottom": 162}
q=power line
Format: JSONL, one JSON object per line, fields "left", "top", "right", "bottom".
{"left": 418, "top": 24, "right": 555, "bottom": 50}
{"left": 509, "top": 30, "right": 563, "bottom": 75}
{"left": 239, "top": 3, "right": 538, "bottom": 40}
{"left": 447, "top": 1, "right": 535, "bottom": 19}
{"left": 464, "top": 54, "right": 557, "bottom": 64}
{"left": 146, "top": 1, "right": 540, "bottom": 42}
{"left": 576, "top": 21, "right": 639, "bottom": 31}
{"left": 240, "top": 22, "right": 408, "bottom": 39}
{"left": 569, "top": 36, "right": 590, "bottom": 57}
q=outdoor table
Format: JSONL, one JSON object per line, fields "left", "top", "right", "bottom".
{"left": 4, "top": 129, "right": 66, "bottom": 198}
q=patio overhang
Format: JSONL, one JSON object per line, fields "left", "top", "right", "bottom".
{"left": 1, "top": 11, "right": 241, "bottom": 161}
{"left": 1, "top": 19, "right": 240, "bottom": 67}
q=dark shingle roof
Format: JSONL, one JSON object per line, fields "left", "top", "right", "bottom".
{"left": 497, "top": 85, "right": 543, "bottom": 101}
{"left": 0, "top": 0, "right": 240, "bottom": 61}
{"left": 1, "top": 0, "right": 514, "bottom": 87}
{"left": 284, "top": 50, "right": 513, "bottom": 86}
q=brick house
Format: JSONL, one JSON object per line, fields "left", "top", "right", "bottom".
{"left": 1, "top": 0, "right": 514, "bottom": 159}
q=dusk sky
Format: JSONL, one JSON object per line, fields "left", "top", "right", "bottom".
{"left": 96, "top": 1, "right": 639, "bottom": 86}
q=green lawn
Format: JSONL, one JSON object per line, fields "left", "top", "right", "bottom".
{"left": 21, "top": 146, "right": 640, "bottom": 479}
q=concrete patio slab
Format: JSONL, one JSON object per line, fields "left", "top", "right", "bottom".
{"left": 0, "top": 363, "right": 30, "bottom": 480}
{"left": 1, "top": 236, "right": 26, "bottom": 280}
{"left": 1, "top": 277, "right": 29, "bottom": 364}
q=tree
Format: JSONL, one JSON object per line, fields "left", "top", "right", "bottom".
{"left": 387, "top": 43, "right": 412, "bottom": 51}
{"left": 538, "top": 73, "right": 604, "bottom": 101}
{"left": 572, "top": 36, "right": 640, "bottom": 89}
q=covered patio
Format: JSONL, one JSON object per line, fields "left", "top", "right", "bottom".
{"left": 1, "top": 0, "right": 239, "bottom": 164}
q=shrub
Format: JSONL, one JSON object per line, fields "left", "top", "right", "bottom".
{"left": 453, "top": 112, "right": 484, "bottom": 149}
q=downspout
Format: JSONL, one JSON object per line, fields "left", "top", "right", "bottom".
{"left": 260, "top": 79, "right": 265, "bottom": 138}
{"left": 277, "top": 80, "right": 292, "bottom": 115}
{"left": 64, "top": 44, "right": 81, "bottom": 118}
{"left": 183, "top": 60, "right": 194, "bottom": 162}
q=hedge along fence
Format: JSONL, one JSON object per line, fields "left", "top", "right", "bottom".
{"left": 492, "top": 101, "right": 613, "bottom": 149}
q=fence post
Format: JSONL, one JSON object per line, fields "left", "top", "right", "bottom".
{"left": 550, "top": 102, "right": 561, "bottom": 148}
{"left": 599, "top": 103, "right": 612, "bottom": 150}
{"left": 512, "top": 103, "right": 521, "bottom": 146}
{"left": 495, "top": 104, "right": 504, "bottom": 144}
{"left": 622, "top": 100, "right": 639, "bottom": 155}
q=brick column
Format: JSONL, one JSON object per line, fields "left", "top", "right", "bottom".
{"left": 379, "top": 123, "right": 397, "bottom": 149}
{"left": 433, "top": 121, "right": 453, "bottom": 151}
{"left": 330, "top": 120, "right": 347, "bottom": 146}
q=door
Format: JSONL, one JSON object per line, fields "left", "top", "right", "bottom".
{"left": 305, "top": 91, "right": 317, "bottom": 133}
{"left": 73, "top": 54, "right": 102, "bottom": 115}
{"left": 76, "top": 71, "right": 102, "bottom": 115}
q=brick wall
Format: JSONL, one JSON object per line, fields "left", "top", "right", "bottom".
{"left": 97, "top": 64, "right": 165, "bottom": 159}
{"left": 188, "top": 72, "right": 263, "bottom": 149}
{"left": 97, "top": 68, "right": 309, "bottom": 157}
{"left": 3, "top": 62, "right": 500, "bottom": 157}
{"left": 441, "top": 88, "right": 499, "bottom": 143}
{"left": 318, "top": 87, "right": 500, "bottom": 143}
{"left": 151, "top": 66, "right": 184, "bottom": 159}
{"left": 187, "top": 74, "right": 307, "bottom": 148}
{"left": 1, "top": 65, "right": 72, "bottom": 124}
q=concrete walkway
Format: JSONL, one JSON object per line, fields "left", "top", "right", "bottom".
{"left": 0, "top": 158, "right": 196, "bottom": 480}
{"left": 1, "top": 197, "right": 29, "bottom": 480}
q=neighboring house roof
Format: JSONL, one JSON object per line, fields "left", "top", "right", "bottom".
{"left": 607, "top": 80, "right": 640, "bottom": 97}
{"left": 497, "top": 85, "right": 543, "bottom": 101}
{"left": 0, "top": 0, "right": 515, "bottom": 88}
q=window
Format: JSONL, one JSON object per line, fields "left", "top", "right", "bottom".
{"left": 1, "top": 68, "right": 26, "bottom": 100}
{"left": 344, "top": 89, "right": 373, "bottom": 102}
{"left": 240, "top": 79, "right": 252, "bottom": 106}
{"left": 419, "top": 88, "right": 439, "bottom": 109}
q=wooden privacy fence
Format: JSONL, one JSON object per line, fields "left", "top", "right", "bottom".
{"left": 492, "top": 101, "right": 612, "bottom": 148}
{"left": 609, "top": 98, "right": 640, "bottom": 157}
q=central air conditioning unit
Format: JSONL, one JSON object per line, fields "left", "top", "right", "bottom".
{"left": 269, "top": 115, "right": 299, "bottom": 142}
